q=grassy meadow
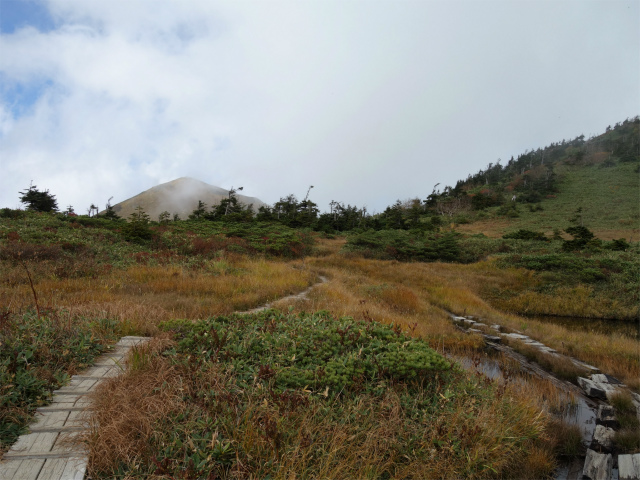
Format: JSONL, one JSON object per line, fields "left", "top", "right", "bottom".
{"left": 1, "top": 212, "right": 639, "bottom": 477}
{"left": 457, "top": 162, "right": 640, "bottom": 240}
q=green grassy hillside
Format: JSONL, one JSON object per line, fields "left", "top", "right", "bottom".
{"left": 458, "top": 161, "right": 639, "bottom": 240}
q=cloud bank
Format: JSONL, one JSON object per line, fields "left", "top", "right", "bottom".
{"left": 1, "top": 0, "right": 638, "bottom": 213}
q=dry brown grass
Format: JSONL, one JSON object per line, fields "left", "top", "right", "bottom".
{"left": 283, "top": 248, "right": 639, "bottom": 390}
{"left": 0, "top": 256, "right": 315, "bottom": 335}
{"left": 84, "top": 336, "right": 557, "bottom": 479}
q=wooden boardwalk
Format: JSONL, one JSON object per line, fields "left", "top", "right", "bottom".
{"left": 0, "top": 336, "right": 150, "bottom": 480}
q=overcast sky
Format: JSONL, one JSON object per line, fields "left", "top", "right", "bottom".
{"left": 0, "top": 0, "right": 638, "bottom": 214}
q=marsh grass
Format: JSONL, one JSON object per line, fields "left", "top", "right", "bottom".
{"left": 609, "top": 391, "right": 640, "bottom": 453}
{"left": 84, "top": 311, "right": 557, "bottom": 479}
{"left": 1, "top": 257, "right": 316, "bottom": 335}
{"left": 294, "top": 252, "right": 640, "bottom": 390}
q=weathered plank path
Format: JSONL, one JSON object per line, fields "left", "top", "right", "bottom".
{"left": 0, "top": 336, "right": 150, "bottom": 480}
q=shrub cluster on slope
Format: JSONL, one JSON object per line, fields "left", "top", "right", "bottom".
{"left": 344, "top": 230, "right": 461, "bottom": 262}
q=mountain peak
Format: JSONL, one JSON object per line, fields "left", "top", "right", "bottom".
{"left": 109, "top": 178, "right": 265, "bottom": 220}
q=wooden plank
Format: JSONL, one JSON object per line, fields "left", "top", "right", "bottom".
{"left": 5, "top": 432, "right": 58, "bottom": 456}
{"left": 30, "top": 411, "right": 70, "bottom": 430}
{"left": 35, "top": 457, "right": 65, "bottom": 480}
{"left": 58, "top": 457, "right": 87, "bottom": 480}
{"left": 36, "top": 407, "right": 84, "bottom": 413}
{"left": 0, "top": 453, "right": 78, "bottom": 460}
{"left": 50, "top": 431, "right": 84, "bottom": 456}
{"left": 28, "top": 427, "right": 83, "bottom": 434}
{"left": 63, "top": 410, "right": 87, "bottom": 430}
{"left": 0, "top": 458, "right": 23, "bottom": 479}
{"left": 0, "top": 458, "right": 45, "bottom": 480}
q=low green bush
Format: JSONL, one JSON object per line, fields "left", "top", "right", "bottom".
{"left": 0, "top": 311, "right": 119, "bottom": 450}
{"left": 162, "top": 310, "right": 451, "bottom": 393}
{"left": 344, "top": 230, "right": 460, "bottom": 262}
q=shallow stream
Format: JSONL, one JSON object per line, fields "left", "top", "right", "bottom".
{"left": 525, "top": 314, "right": 639, "bottom": 340}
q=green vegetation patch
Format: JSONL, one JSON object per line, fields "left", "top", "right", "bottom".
{"left": 163, "top": 310, "right": 451, "bottom": 392}
{"left": 0, "top": 311, "right": 118, "bottom": 451}
{"left": 90, "top": 311, "right": 552, "bottom": 479}
{"left": 344, "top": 229, "right": 460, "bottom": 262}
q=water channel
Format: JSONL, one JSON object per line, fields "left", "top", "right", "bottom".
{"left": 525, "top": 314, "right": 639, "bottom": 340}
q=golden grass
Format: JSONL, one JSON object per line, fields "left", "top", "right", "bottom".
{"left": 0, "top": 256, "right": 315, "bottom": 335}
{"left": 278, "top": 248, "right": 640, "bottom": 390}
{"left": 84, "top": 337, "right": 558, "bottom": 479}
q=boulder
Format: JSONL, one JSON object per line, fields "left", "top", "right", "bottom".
{"left": 618, "top": 454, "right": 640, "bottom": 480}
{"left": 590, "top": 425, "right": 615, "bottom": 452}
{"left": 596, "top": 405, "right": 618, "bottom": 429}
{"left": 582, "top": 449, "right": 612, "bottom": 480}
{"left": 577, "top": 377, "right": 608, "bottom": 400}
{"left": 490, "top": 324, "right": 501, "bottom": 332}
{"left": 590, "top": 374, "right": 622, "bottom": 385}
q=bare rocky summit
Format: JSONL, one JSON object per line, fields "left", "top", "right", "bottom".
{"left": 108, "top": 177, "right": 267, "bottom": 220}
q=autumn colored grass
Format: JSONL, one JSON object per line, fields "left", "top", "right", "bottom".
{"left": 1, "top": 256, "right": 315, "bottom": 335}
{"left": 82, "top": 312, "right": 558, "bottom": 479}
{"left": 280, "top": 248, "right": 640, "bottom": 390}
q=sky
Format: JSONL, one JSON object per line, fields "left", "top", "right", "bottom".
{"left": 0, "top": 0, "right": 638, "bottom": 214}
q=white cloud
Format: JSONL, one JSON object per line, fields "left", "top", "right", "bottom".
{"left": 0, "top": 0, "right": 638, "bottom": 212}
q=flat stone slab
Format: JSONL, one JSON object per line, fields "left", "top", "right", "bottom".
{"left": 468, "top": 328, "right": 483, "bottom": 334}
{"left": 582, "top": 449, "right": 612, "bottom": 480}
{"left": 590, "top": 374, "right": 622, "bottom": 385}
{"left": 619, "top": 454, "right": 640, "bottom": 480}
{"left": 590, "top": 425, "right": 615, "bottom": 452}
{"left": 502, "top": 333, "right": 530, "bottom": 341}
{"left": 572, "top": 359, "right": 600, "bottom": 373}
{"left": 490, "top": 324, "right": 501, "bottom": 331}
{"left": 578, "top": 377, "right": 608, "bottom": 400}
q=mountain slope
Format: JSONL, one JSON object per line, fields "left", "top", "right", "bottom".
{"left": 109, "top": 177, "right": 267, "bottom": 220}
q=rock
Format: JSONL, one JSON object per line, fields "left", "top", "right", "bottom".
{"left": 468, "top": 328, "right": 483, "bottom": 334}
{"left": 590, "top": 425, "right": 615, "bottom": 452}
{"left": 590, "top": 373, "right": 623, "bottom": 385}
{"left": 502, "top": 333, "right": 529, "bottom": 341}
{"left": 578, "top": 377, "right": 608, "bottom": 400}
{"left": 592, "top": 382, "right": 620, "bottom": 401}
{"left": 483, "top": 335, "right": 502, "bottom": 344}
{"left": 618, "top": 454, "right": 640, "bottom": 480}
{"left": 596, "top": 405, "right": 618, "bottom": 428}
{"left": 572, "top": 360, "right": 600, "bottom": 373}
{"left": 582, "top": 449, "right": 612, "bottom": 480}
{"left": 538, "top": 346, "right": 557, "bottom": 354}
{"left": 452, "top": 316, "right": 466, "bottom": 322}
{"left": 463, "top": 319, "right": 477, "bottom": 326}
{"left": 490, "top": 324, "right": 501, "bottom": 331}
